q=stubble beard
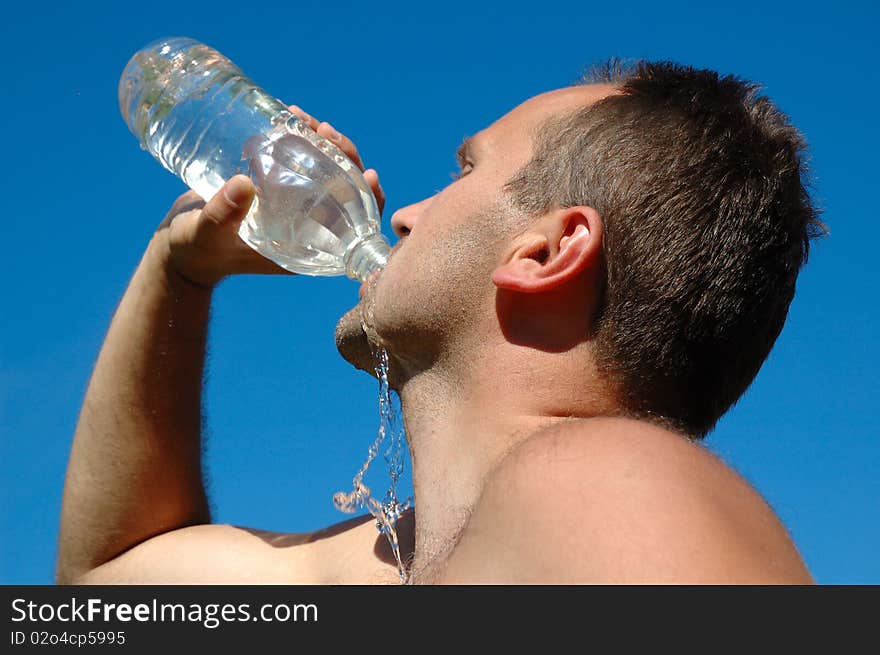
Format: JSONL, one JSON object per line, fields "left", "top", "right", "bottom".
{"left": 335, "top": 202, "right": 510, "bottom": 389}
{"left": 334, "top": 302, "right": 377, "bottom": 378}
{"left": 334, "top": 271, "right": 408, "bottom": 388}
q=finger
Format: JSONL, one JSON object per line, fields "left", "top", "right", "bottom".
{"left": 200, "top": 175, "right": 256, "bottom": 228}
{"left": 287, "top": 105, "right": 365, "bottom": 170}
{"left": 158, "top": 190, "right": 205, "bottom": 229}
{"left": 288, "top": 105, "right": 321, "bottom": 132}
{"left": 317, "top": 121, "right": 365, "bottom": 170}
{"left": 364, "top": 169, "right": 385, "bottom": 214}
{"left": 171, "top": 189, "right": 204, "bottom": 212}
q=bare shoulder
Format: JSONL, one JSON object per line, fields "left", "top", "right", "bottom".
{"left": 436, "top": 417, "right": 812, "bottom": 584}
{"left": 74, "top": 510, "right": 413, "bottom": 585}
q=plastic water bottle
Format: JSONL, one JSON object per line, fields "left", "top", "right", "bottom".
{"left": 118, "top": 37, "right": 390, "bottom": 282}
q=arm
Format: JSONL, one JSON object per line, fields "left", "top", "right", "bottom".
{"left": 57, "top": 108, "right": 389, "bottom": 584}
{"left": 436, "top": 418, "right": 813, "bottom": 584}
{"left": 56, "top": 177, "right": 272, "bottom": 583}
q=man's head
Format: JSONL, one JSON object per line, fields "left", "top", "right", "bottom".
{"left": 335, "top": 83, "right": 618, "bottom": 385}
{"left": 337, "top": 60, "right": 824, "bottom": 438}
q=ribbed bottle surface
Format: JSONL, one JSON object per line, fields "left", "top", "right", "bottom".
{"left": 119, "top": 37, "right": 388, "bottom": 279}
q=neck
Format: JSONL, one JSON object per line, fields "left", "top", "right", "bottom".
{"left": 395, "top": 339, "right": 614, "bottom": 581}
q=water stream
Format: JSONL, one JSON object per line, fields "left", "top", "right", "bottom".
{"left": 332, "top": 329, "right": 413, "bottom": 582}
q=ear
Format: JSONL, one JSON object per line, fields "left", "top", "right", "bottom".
{"left": 492, "top": 206, "right": 603, "bottom": 293}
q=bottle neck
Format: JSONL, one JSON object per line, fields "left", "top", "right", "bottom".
{"left": 344, "top": 233, "right": 392, "bottom": 282}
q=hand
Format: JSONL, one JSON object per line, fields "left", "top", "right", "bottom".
{"left": 287, "top": 105, "right": 386, "bottom": 214}
{"left": 154, "top": 106, "right": 385, "bottom": 289}
{"left": 153, "top": 175, "right": 288, "bottom": 289}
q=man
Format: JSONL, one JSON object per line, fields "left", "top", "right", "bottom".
{"left": 57, "top": 61, "right": 822, "bottom": 584}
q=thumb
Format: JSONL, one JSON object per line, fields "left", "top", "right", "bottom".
{"left": 200, "top": 175, "right": 256, "bottom": 227}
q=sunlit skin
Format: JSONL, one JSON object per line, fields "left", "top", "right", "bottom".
{"left": 56, "top": 86, "right": 814, "bottom": 584}
{"left": 336, "top": 85, "right": 623, "bottom": 577}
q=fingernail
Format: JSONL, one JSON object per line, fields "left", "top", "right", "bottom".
{"left": 223, "top": 177, "right": 250, "bottom": 208}
{"left": 325, "top": 123, "right": 341, "bottom": 141}
{"left": 291, "top": 106, "right": 311, "bottom": 122}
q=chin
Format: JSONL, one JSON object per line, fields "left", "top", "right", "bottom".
{"left": 334, "top": 302, "right": 412, "bottom": 391}
{"left": 334, "top": 305, "right": 377, "bottom": 377}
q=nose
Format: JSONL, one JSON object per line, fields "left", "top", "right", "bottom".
{"left": 390, "top": 197, "right": 431, "bottom": 239}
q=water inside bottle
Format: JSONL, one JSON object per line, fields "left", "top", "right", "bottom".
{"left": 122, "top": 40, "right": 384, "bottom": 278}
{"left": 238, "top": 119, "right": 383, "bottom": 277}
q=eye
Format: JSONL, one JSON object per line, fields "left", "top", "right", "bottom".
{"left": 451, "top": 162, "right": 473, "bottom": 180}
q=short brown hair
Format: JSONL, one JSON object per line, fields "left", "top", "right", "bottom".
{"left": 505, "top": 60, "right": 826, "bottom": 438}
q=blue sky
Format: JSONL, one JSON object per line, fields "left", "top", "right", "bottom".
{"left": 1, "top": 0, "right": 877, "bottom": 584}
